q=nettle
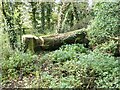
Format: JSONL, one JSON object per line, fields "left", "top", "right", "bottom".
{"left": 88, "top": 2, "right": 119, "bottom": 45}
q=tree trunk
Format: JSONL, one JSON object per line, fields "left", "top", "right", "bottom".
{"left": 40, "top": 3, "right": 45, "bottom": 33}
{"left": 46, "top": 3, "right": 52, "bottom": 30}
{"left": 2, "top": 1, "right": 17, "bottom": 49}
{"left": 57, "top": 3, "right": 71, "bottom": 33}
{"left": 72, "top": 3, "right": 79, "bottom": 22}
{"left": 22, "top": 29, "right": 89, "bottom": 52}
{"left": 30, "top": 2, "right": 37, "bottom": 30}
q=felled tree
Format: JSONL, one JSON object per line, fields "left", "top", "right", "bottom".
{"left": 22, "top": 29, "right": 89, "bottom": 52}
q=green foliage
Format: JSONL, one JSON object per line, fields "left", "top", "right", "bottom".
{"left": 51, "top": 44, "right": 88, "bottom": 62}
{"left": 95, "top": 40, "right": 118, "bottom": 55}
{"left": 2, "top": 43, "right": 119, "bottom": 88}
{"left": 0, "top": 31, "right": 12, "bottom": 61}
{"left": 77, "top": 50, "right": 119, "bottom": 88}
{"left": 39, "top": 44, "right": 119, "bottom": 88}
{"left": 88, "top": 2, "right": 120, "bottom": 44}
{"left": 59, "top": 2, "right": 93, "bottom": 33}
{"left": 1, "top": 30, "right": 39, "bottom": 82}
{"left": 2, "top": 51, "right": 38, "bottom": 80}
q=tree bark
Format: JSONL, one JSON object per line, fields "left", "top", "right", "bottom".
{"left": 40, "top": 3, "right": 45, "bottom": 33}
{"left": 46, "top": 3, "right": 52, "bottom": 30}
{"left": 22, "top": 29, "right": 89, "bottom": 52}
{"left": 2, "top": 1, "right": 17, "bottom": 49}
{"left": 30, "top": 2, "right": 37, "bottom": 30}
{"left": 57, "top": 3, "right": 71, "bottom": 33}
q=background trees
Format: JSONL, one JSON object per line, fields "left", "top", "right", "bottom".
{"left": 1, "top": 1, "right": 92, "bottom": 50}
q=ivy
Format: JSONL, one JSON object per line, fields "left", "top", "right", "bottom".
{"left": 88, "top": 2, "right": 120, "bottom": 44}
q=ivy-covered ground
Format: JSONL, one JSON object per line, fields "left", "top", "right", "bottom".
{"left": 1, "top": 44, "right": 120, "bottom": 88}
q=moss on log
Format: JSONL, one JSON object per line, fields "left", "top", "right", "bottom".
{"left": 22, "top": 29, "right": 89, "bottom": 52}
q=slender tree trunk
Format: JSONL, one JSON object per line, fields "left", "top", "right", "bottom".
{"left": 15, "top": 3, "right": 23, "bottom": 51}
{"left": 69, "top": 10, "right": 74, "bottom": 28}
{"left": 30, "top": 2, "right": 37, "bottom": 30}
{"left": 40, "top": 3, "right": 45, "bottom": 33}
{"left": 46, "top": 3, "right": 52, "bottom": 30}
{"left": 57, "top": 3, "right": 71, "bottom": 33}
{"left": 2, "top": 1, "right": 17, "bottom": 49}
{"left": 61, "top": 9, "right": 70, "bottom": 32}
{"left": 72, "top": 3, "right": 79, "bottom": 22}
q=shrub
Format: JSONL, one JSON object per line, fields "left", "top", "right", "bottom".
{"left": 88, "top": 2, "right": 119, "bottom": 45}
{"left": 60, "top": 44, "right": 88, "bottom": 53}
{"left": 2, "top": 51, "right": 38, "bottom": 81}
{"left": 51, "top": 44, "right": 89, "bottom": 62}
{"left": 95, "top": 40, "right": 118, "bottom": 56}
{"left": 0, "top": 31, "right": 12, "bottom": 61}
{"left": 76, "top": 50, "right": 119, "bottom": 88}
{"left": 39, "top": 44, "right": 119, "bottom": 88}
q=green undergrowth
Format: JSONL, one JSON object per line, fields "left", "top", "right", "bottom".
{"left": 39, "top": 44, "right": 119, "bottom": 88}
{"left": 2, "top": 44, "right": 120, "bottom": 88}
{"left": 2, "top": 50, "right": 39, "bottom": 86}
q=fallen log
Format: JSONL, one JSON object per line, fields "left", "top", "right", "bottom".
{"left": 22, "top": 29, "right": 89, "bottom": 52}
